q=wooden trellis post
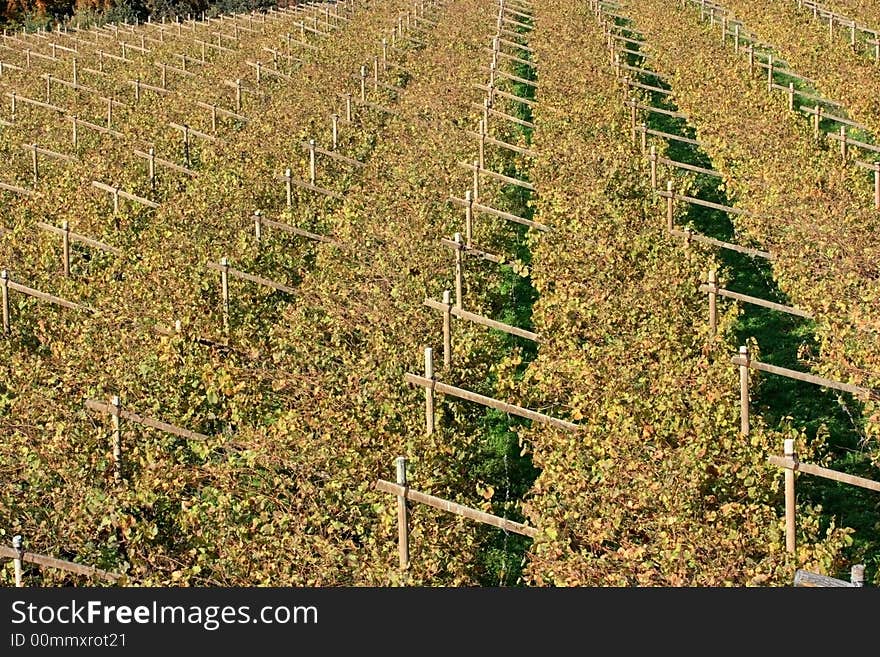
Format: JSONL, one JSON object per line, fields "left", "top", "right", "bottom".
{"left": 254, "top": 210, "right": 262, "bottom": 243}
{"left": 235, "top": 78, "right": 242, "bottom": 111}
{"left": 396, "top": 456, "right": 409, "bottom": 570}
{"left": 345, "top": 93, "right": 352, "bottom": 122}
{"left": 666, "top": 180, "right": 674, "bottom": 231}
{"left": 62, "top": 221, "right": 70, "bottom": 277}
{"left": 424, "top": 347, "right": 435, "bottom": 435}
{"left": 839, "top": 125, "right": 848, "bottom": 160}
{"left": 71, "top": 115, "right": 78, "bottom": 148}
{"left": 331, "top": 114, "right": 339, "bottom": 149}
{"left": 464, "top": 190, "right": 473, "bottom": 248}
{"left": 183, "top": 124, "right": 190, "bottom": 168}
{"left": 707, "top": 269, "right": 717, "bottom": 335}
{"left": 649, "top": 144, "right": 657, "bottom": 192}
{"left": 308, "top": 139, "right": 317, "bottom": 185}
{"left": 442, "top": 290, "right": 452, "bottom": 367}
{"left": 747, "top": 43, "right": 754, "bottom": 76}
{"left": 875, "top": 161, "right": 879, "bottom": 210}
{"left": 478, "top": 119, "right": 486, "bottom": 170}
{"left": 284, "top": 167, "right": 292, "bottom": 207}
{"left": 382, "top": 38, "right": 387, "bottom": 70}
{"left": 148, "top": 147, "right": 156, "bottom": 190}
{"left": 813, "top": 104, "right": 822, "bottom": 141}
{"left": 472, "top": 159, "right": 480, "bottom": 200}
{"left": 784, "top": 438, "right": 796, "bottom": 554}
{"left": 0, "top": 270, "right": 8, "bottom": 334}
{"left": 454, "top": 232, "right": 463, "bottom": 309}
{"left": 360, "top": 65, "right": 366, "bottom": 101}
{"left": 110, "top": 394, "right": 121, "bottom": 483}
{"left": 788, "top": 83, "right": 795, "bottom": 111}
{"left": 220, "top": 257, "right": 230, "bottom": 333}
{"left": 12, "top": 535, "right": 23, "bottom": 587}
{"left": 739, "top": 345, "right": 750, "bottom": 436}
{"left": 30, "top": 143, "right": 38, "bottom": 184}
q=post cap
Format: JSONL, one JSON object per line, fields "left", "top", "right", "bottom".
{"left": 110, "top": 394, "right": 120, "bottom": 405}
{"left": 783, "top": 438, "right": 795, "bottom": 455}
{"left": 12, "top": 535, "right": 22, "bottom": 550}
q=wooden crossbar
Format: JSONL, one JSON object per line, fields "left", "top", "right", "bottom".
{"left": 375, "top": 480, "right": 538, "bottom": 538}
{"left": 424, "top": 297, "right": 538, "bottom": 341}
{"left": 207, "top": 261, "right": 296, "bottom": 294}
{"left": 0, "top": 545, "right": 121, "bottom": 583}
{"left": 404, "top": 373, "right": 578, "bottom": 430}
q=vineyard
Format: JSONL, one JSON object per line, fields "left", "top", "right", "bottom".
{"left": 0, "top": 0, "right": 877, "bottom": 589}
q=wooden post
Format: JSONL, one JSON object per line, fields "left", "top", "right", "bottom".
{"left": 183, "top": 125, "right": 190, "bottom": 168}
{"left": 373, "top": 56, "right": 378, "bottom": 92}
{"left": 256, "top": 60, "right": 262, "bottom": 84}
{"left": 308, "top": 139, "right": 317, "bottom": 185}
{"left": 382, "top": 38, "right": 387, "bottom": 71}
{"left": 828, "top": 14, "right": 833, "bottom": 43}
{"left": 839, "top": 125, "right": 847, "bottom": 160}
{"left": 71, "top": 115, "right": 78, "bottom": 148}
{"left": 707, "top": 269, "right": 717, "bottom": 336}
{"left": 209, "top": 104, "right": 217, "bottom": 134}
{"left": 739, "top": 345, "right": 750, "bottom": 436}
{"left": 235, "top": 78, "right": 242, "bottom": 111}
{"left": 464, "top": 190, "right": 473, "bottom": 248}
{"left": 220, "top": 257, "right": 230, "bottom": 333}
{"left": 851, "top": 564, "right": 865, "bottom": 587}
{"left": 788, "top": 82, "right": 795, "bottom": 111}
{"left": 767, "top": 54, "right": 773, "bottom": 93}
{"left": 148, "top": 147, "right": 156, "bottom": 190}
{"left": 721, "top": 16, "right": 727, "bottom": 43}
{"left": 113, "top": 187, "right": 119, "bottom": 215}
{"left": 46, "top": 74, "right": 51, "bottom": 104}
{"left": 784, "top": 438, "right": 796, "bottom": 554}
{"left": 106, "top": 96, "right": 112, "bottom": 127}
{"left": 734, "top": 24, "right": 740, "bottom": 53}
{"left": 62, "top": 220, "right": 70, "bottom": 277}
{"left": 10, "top": 91, "right": 15, "bottom": 122}
{"left": 649, "top": 144, "right": 657, "bottom": 192}
{"left": 134, "top": 77, "right": 140, "bottom": 102}
{"left": 31, "top": 143, "right": 38, "bottom": 185}
{"left": 472, "top": 159, "right": 480, "bottom": 200}
{"left": 395, "top": 455, "right": 410, "bottom": 570}
{"left": 72, "top": 57, "right": 78, "bottom": 85}
{"left": 874, "top": 161, "right": 879, "bottom": 210}
{"left": 254, "top": 210, "right": 262, "bottom": 243}
{"left": 345, "top": 93, "right": 352, "bottom": 122}
{"left": 424, "top": 347, "right": 435, "bottom": 435}
{"left": 640, "top": 123, "right": 647, "bottom": 153}
{"left": 814, "top": 105, "right": 822, "bottom": 140}
{"left": 748, "top": 43, "right": 754, "bottom": 76}
{"left": 454, "top": 232, "right": 463, "bottom": 309}
{"left": 161, "top": 63, "right": 167, "bottom": 89}
{"left": 331, "top": 114, "right": 339, "bottom": 149}
{"left": 478, "top": 119, "right": 486, "bottom": 170}
{"left": 360, "top": 65, "right": 366, "bottom": 101}
{"left": 1, "top": 270, "right": 9, "bottom": 334}
{"left": 630, "top": 97, "right": 637, "bottom": 144}
{"left": 666, "top": 180, "right": 674, "bottom": 231}
{"left": 442, "top": 289, "right": 452, "bottom": 368}
{"left": 110, "top": 394, "right": 122, "bottom": 483}
{"left": 285, "top": 167, "right": 292, "bottom": 207}
{"left": 12, "top": 535, "right": 23, "bottom": 587}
